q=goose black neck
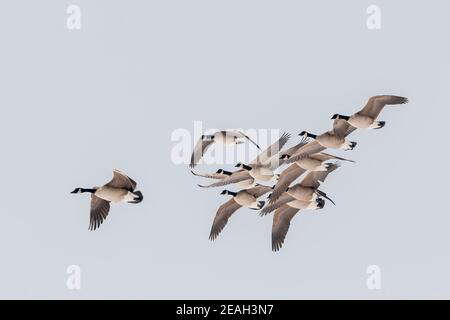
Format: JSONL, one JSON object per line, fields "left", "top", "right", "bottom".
{"left": 80, "top": 188, "right": 96, "bottom": 193}
{"left": 228, "top": 191, "right": 238, "bottom": 197}
{"left": 222, "top": 170, "right": 233, "bottom": 176}
{"left": 339, "top": 115, "right": 350, "bottom": 120}
{"left": 242, "top": 164, "right": 253, "bottom": 171}
{"left": 306, "top": 132, "right": 317, "bottom": 139}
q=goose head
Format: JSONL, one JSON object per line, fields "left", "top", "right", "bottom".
{"left": 331, "top": 114, "right": 350, "bottom": 120}
{"left": 220, "top": 190, "right": 230, "bottom": 195}
{"left": 235, "top": 162, "right": 252, "bottom": 171}
{"left": 71, "top": 188, "right": 83, "bottom": 194}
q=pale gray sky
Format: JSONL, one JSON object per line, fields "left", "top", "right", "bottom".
{"left": 0, "top": 1, "right": 449, "bottom": 299}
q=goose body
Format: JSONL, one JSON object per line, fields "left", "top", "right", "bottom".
{"left": 190, "top": 130, "right": 261, "bottom": 168}
{"left": 71, "top": 169, "right": 143, "bottom": 231}
{"left": 332, "top": 95, "right": 408, "bottom": 130}
{"left": 209, "top": 185, "right": 272, "bottom": 240}
{"left": 262, "top": 162, "right": 339, "bottom": 215}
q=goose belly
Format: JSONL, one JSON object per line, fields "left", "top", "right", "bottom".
{"left": 249, "top": 167, "right": 274, "bottom": 180}
{"left": 287, "top": 186, "right": 315, "bottom": 201}
{"left": 287, "top": 199, "right": 316, "bottom": 210}
{"left": 296, "top": 157, "right": 323, "bottom": 171}
{"left": 349, "top": 115, "right": 374, "bottom": 128}
{"left": 235, "top": 192, "right": 257, "bottom": 206}
{"left": 237, "top": 179, "right": 256, "bottom": 189}
{"left": 95, "top": 187, "right": 130, "bottom": 203}
{"left": 317, "top": 135, "right": 344, "bottom": 149}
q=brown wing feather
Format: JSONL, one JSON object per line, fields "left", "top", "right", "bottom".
{"left": 198, "top": 170, "right": 252, "bottom": 188}
{"left": 359, "top": 95, "right": 408, "bottom": 119}
{"left": 272, "top": 205, "right": 300, "bottom": 251}
{"left": 245, "top": 185, "right": 273, "bottom": 198}
{"left": 269, "top": 164, "right": 306, "bottom": 204}
{"left": 89, "top": 195, "right": 111, "bottom": 231}
{"left": 261, "top": 193, "right": 296, "bottom": 216}
{"left": 106, "top": 170, "right": 136, "bottom": 191}
{"left": 285, "top": 141, "right": 326, "bottom": 164}
{"left": 209, "top": 198, "right": 242, "bottom": 240}
{"left": 190, "top": 138, "right": 214, "bottom": 168}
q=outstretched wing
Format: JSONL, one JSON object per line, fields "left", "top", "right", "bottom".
{"left": 261, "top": 193, "right": 296, "bottom": 216}
{"left": 190, "top": 138, "right": 215, "bottom": 168}
{"left": 269, "top": 164, "right": 306, "bottom": 204}
{"left": 300, "top": 162, "right": 340, "bottom": 189}
{"left": 310, "top": 152, "right": 355, "bottom": 163}
{"left": 106, "top": 169, "right": 137, "bottom": 191}
{"left": 191, "top": 170, "right": 226, "bottom": 180}
{"left": 197, "top": 170, "right": 252, "bottom": 188}
{"left": 359, "top": 95, "right": 408, "bottom": 119}
{"left": 234, "top": 130, "right": 261, "bottom": 150}
{"left": 272, "top": 205, "right": 300, "bottom": 252}
{"left": 285, "top": 140, "right": 326, "bottom": 165}
{"left": 89, "top": 195, "right": 111, "bottom": 231}
{"left": 209, "top": 198, "right": 242, "bottom": 240}
{"left": 245, "top": 185, "right": 273, "bottom": 198}
{"left": 332, "top": 118, "right": 356, "bottom": 138}
{"left": 250, "top": 132, "right": 291, "bottom": 166}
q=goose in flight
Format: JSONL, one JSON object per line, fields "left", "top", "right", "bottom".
{"left": 261, "top": 162, "right": 340, "bottom": 215}
{"left": 285, "top": 118, "right": 357, "bottom": 165}
{"left": 272, "top": 198, "right": 325, "bottom": 251}
{"left": 270, "top": 152, "right": 353, "bottom": 204}
{"left": 71, "top": 169, "right": 143, "bottom": 231}
{"left": 209, "top": 185, "right": 273, "bottom": 240}
{"left": 190, "top": 130, "right": 261, "bottom": 168}
{"left": 332, "top": 95, "right": 408, "bottom": 130}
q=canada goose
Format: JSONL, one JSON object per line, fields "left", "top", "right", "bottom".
{"left": 195, "top": 132, "right": 297, "bottom": 188}
{"left": 272, "top": 198, "right": 325, "bottom": 251}
{"left": 70, "top": 169, "right": 143, "bottom": 231}
{"left": 271, "top": 152, "right": 353, "bottom": 204}
{"left": 209, "top": 185, "right": 273, "bottom": 240}
{"left": 261, "top": 162, "right": 340, "bottom": 215}
{"left": 331, "top": 95, "right": 408, "bottom": 130}
{"left": 285, "top": 118, "right": 357, "bottom": 165}
{"left": 192, "top": 169, "right": 257, "bottom": 189}
{"left": 190, "top": 130, "right": 261, "bottom": 168}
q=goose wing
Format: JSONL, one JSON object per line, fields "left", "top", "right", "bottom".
{"left": 280, "top": 137, "right": 310, "bottom": 158}
{"left": 300, "top": 162, "right": 340, "bottom": 188}
{"left": 245, "top": 185, "right": 273, "bottom": 198}
{"left": 272, "top": 204, "right": 300, "bottom": 251}
{"left": 332, "top": 118, "right": 356, "bottom": 138}
{"left": 209, "top": 198, "right": 242, "bottom": 240}
{"left": 285, "top": 140, "right": 326, "bottom": 164}
{"left": 233, "top": 130, "right": 261, "bottom": 150}
{"left": 190, "top": 137, "right": 215, "bottom": 168}
{"left": 106, "top": 169, "right": 137, "bottom": 191}
{"left": 191, "top": 170, "right": 226, "bottom": 180}
{"left": 269, "top": 164, "right": 306, "bottom": 204}
{"left": 250, "top": 132, "right": 291, "bottom": 166}
{"left": 311, "top": 152, "right": 355, "bottom": 163}
{"left": 359, "top": 95, "right": 408, "bottom": 119}
{"left": 197, "top": 170, "right": 251, "bottom": 188}
{"left": 261, "top": 193, "right": 296, "bottom": 216}
{"left": 89, "top": 195, "right": 111, "bottom": 231}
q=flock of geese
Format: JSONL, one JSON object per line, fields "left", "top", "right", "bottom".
{"left": 189, "top": 95, "right": 408, "bottom": 251}
{"left": 69, "top": 95, "right": 407, "bottom": 250}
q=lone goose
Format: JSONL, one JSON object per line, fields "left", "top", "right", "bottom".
{"left": 331, "top": 95, "right": 408, "bottom": 130}
{"left": 71, "top": 169, "right": 143, "bottom": 231}
{"left": 272, "top": 198, "right": 325, "bottom": 252}
{"left": 285, "top": 118, "right": 357, "bottom": 165}
{"left": 209, "top": 185, "right": 273, "bottom": 240}
{"left": 195, "top": 132, "right": 297, "bottom": 188}
{"left": 192, "top": 169, "right": 257, "bottom": 189}
{"left": 190, "top": 130, "right": 261, "bottom": 168}
{"left": 271, "top": 152, "right": 353, "bottom": 204}
{"left": 261, "top": 162, "right": 340, "bottom": 215}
